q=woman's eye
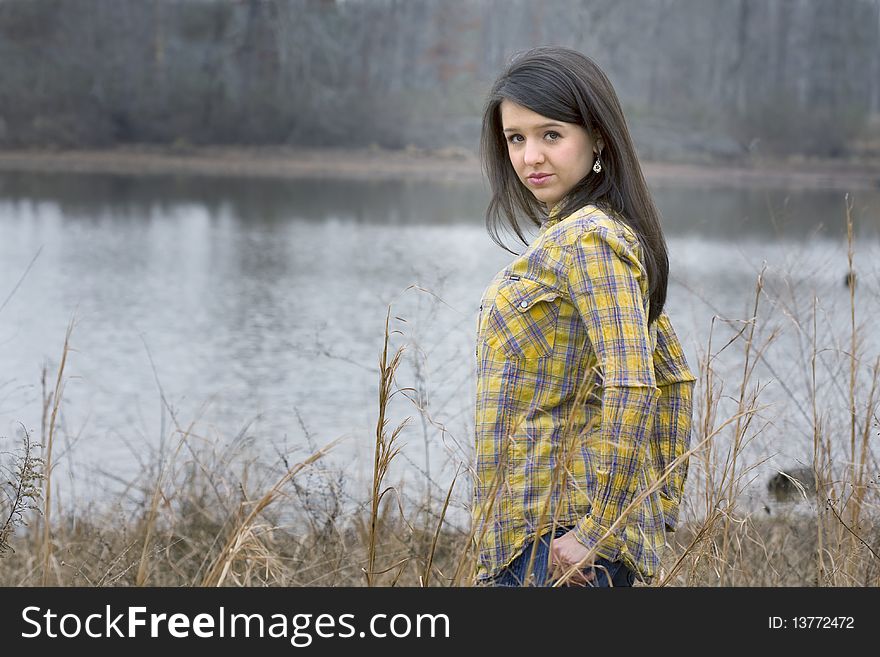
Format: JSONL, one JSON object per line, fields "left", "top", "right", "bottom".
{"left": 506, "top": 132, "right": 558, "bottom": 144}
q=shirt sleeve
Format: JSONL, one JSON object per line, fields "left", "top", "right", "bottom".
{"left": 565, "top": 227, "right": 659, "bottom": 562}
{"left": 653, "top": 380, "right": 694, "bottom": 531}
{"left": 651, "top": 311, "right": 697, "bottom": 531}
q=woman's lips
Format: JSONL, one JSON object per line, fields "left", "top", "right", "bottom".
{"left": 527, "top": 173, "right": 553, "bottom": 186}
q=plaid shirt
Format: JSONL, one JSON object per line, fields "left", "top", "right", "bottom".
{"left": 472, "top": 204, "right": 696, "bottom": 583}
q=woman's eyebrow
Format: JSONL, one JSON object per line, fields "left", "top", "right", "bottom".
{"left": 502, "top": 123, "right": 566, "bottom": 133}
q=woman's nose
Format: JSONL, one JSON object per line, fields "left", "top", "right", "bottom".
{"left": 523, "top": 140, "right": 545, "bottom": 166}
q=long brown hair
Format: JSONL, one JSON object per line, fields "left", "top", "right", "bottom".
{"left": 480, "top": 46, "right": 669, "bottom": 325}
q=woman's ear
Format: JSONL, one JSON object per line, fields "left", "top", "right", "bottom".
{"left": 594, "top": 137, "right": 605, "bottom": 155}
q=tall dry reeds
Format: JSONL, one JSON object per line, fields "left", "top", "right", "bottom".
{"left": 0, "top": 425, "right": 42, "bottom": 558}
{"left": 363, "top": 307, "right": 410, "bottom": 586}
{"left": 809, "top": 196, "right": 880, "bottom": 586}
{"left": 39, "top": 314, "right": 77, "bottom": 585}
{"left": 663, "top": 195, "right": 879, "bottom": 586}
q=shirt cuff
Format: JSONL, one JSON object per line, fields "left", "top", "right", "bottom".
{"left": 572, "top": 514, "right": 626, "bottom": 563}
{"left": 661, "top": 495, "right": 681, "bottom": 531}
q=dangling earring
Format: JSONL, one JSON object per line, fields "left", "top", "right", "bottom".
{"left": 592, "top": 154, "right": 602, "bottom": 174}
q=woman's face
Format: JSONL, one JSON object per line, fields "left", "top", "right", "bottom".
{"left": 499, "top": 98, "right": 600, "bottom": 209}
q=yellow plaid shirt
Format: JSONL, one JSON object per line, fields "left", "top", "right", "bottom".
{"left": 472, "top": 204, "right": 696, "bottom": 583}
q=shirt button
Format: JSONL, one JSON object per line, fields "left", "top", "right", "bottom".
{"left": 519, "top": 301, "right": 528, "bottom": 309}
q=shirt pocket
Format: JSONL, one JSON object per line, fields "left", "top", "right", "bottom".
{"left": 482, "top": 277, "right": 561, "bottom": 360}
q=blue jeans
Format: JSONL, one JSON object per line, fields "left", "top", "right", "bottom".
{"left": 488, "top": 526, "right": 637, "bottom": 587}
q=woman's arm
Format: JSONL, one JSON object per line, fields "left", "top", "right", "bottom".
{"left": 653, "top": 379, "right": 694, "bottom": 531}
{"left": 651, "top": 311, "right": 697, "bottom": 531}
{"left": 564, "top": 227, "right": 659, "bottom": 563}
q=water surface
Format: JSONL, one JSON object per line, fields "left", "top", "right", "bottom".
{"left": 1, "top": 171, "right": 878, "bottom": 514}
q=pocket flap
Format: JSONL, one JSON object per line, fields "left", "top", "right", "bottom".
{"left": 498, "top": 278, "right": 559, "bottom": 312}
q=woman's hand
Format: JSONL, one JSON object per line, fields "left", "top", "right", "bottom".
{"left": 549, "top": 530, "right": 596, "bottom": 586}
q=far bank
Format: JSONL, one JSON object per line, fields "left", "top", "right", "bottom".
{"left": 1, "top": 146, "right": 879, "bottom": 192}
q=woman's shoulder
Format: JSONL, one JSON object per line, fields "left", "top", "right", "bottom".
{"left": 545, "top": 204, "right": 638, "bottom": 249}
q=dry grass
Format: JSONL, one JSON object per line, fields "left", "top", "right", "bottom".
{"left": 1, "top": 202, "right": 878, "bottom": 587}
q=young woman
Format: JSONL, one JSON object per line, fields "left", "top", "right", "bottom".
{"left": 473, "top": 46, "right": 697, "bottom": 587}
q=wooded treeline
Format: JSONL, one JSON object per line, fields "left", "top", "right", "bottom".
{"left": 1, "top": 0, "right": 878, "bottom": 160}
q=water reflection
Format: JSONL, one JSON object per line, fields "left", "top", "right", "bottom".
{"left": 1, "top": 170, "right": 877, "bottom": 239}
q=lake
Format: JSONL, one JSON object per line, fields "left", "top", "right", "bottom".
{"left": 1, "top": 170, "right": 878, "bottom": 517}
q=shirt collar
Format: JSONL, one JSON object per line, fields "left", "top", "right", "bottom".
{"left": 540, "top": 202, "right": 564, "bottom": 233}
